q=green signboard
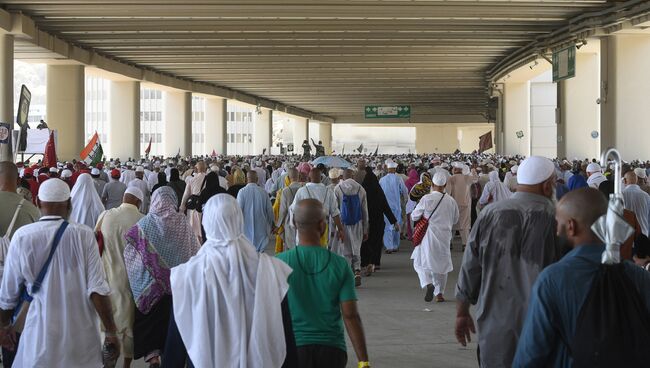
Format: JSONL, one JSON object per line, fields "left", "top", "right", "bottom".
{"left": 364, "top": 105, "right": 410, "bottom": 119}
{"left": 552, "top": 46, "right": 576, "bottom": 82}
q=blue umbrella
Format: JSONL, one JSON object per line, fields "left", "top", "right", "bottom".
{"left": 311, "top": 155, "right": 353, "bottom": 168}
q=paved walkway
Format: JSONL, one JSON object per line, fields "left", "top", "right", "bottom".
{"left": 129, "top": 239, "right": 478, "bottom": 368}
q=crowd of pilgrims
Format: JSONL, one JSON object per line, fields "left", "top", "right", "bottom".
{"left": 0, "top": 151, "right": 648, "bottom": 367}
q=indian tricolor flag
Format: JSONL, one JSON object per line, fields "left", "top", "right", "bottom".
{"left": 80, "top": 132, "right": 104, "bottom": 166}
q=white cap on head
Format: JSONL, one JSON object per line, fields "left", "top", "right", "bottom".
{"left": 586, "top": 163, "right": 601, "bottom": 173}
{"left": 135, "top": 166, "right": 145, "bottom": 173}
{"left": 329, "top": 168, "right": 341, "bottom": 179}
{"left": 386, "top": 160, "right": 398, "bottom": 169}
{"left": 60, "top": 169, "right": 73, "bottom": 179}
{"left": 517, "top": 156, "right": 555, "bottom": 185}
{"left": 634, "top": 167, "right": 647, "bottom": 179}
{"left": 432, "top": 172, "right": 448, "bottom": 186}
{"left": 210, "top": 164, "right": 219, "bottom": 172}
{"left": 511, "top": 165, "right": 519, "bottom": 174}
{"left": 125, "top": 186, "right": 144, "bottom": 202}
{"left": 91, "top": 168, "right": 100, "bottom": 176}
{"left": 49, "top": 167, "right": 58, "bottom": 173}
{"left": 38, "top": 178, "right": 71, "bottom": 202}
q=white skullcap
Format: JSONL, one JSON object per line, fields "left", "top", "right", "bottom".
{"left": 125, "top": 186, "right": 144, "bottom": 202}
{"left": 511, "top": 165, "right": 519, "bottom": 174}
{"left": 441, "top": 163, "right": 449, "bottom": 169}
{"left": 210, "top": 164, "right": 219, "bottom": 172}
{"left": 38, "top": 178, "right": 70, "bottom": 202}
{"left": 60, "top": 169, "right": 73, "bottom": 179}
{"left": 135, "top": 166, "right": 145, "bottom": 173}
{"left": 432, "top": 172, "right": 448, "bottom": 186}
{"left": 517, "top": 156, "right": 555, "bottom": 185}
{"left": 634, "top": 167, "right": 647, "bottom": 179}
{"left": 586, "top": 163, "right": 601, "bottom": 173}
{"left": 49, "top": 167, "right": 58, "bottom": 173}
{"left": 386, "top": 160, "right": 398, "bottom": 169}
{"left": 91, "top": 168, "right": 100, "bottom": 176}
{"left": 329, "top": 168, "right": 341, "bottom": 179}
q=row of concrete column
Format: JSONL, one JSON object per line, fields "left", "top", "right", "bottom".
{"left": 499, "top": 34, "right": 650, "bottom": 160}
{"left": 0, "top": 34, "right": 330, "bottom": 161}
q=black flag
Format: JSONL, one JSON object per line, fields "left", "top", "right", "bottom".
{"left": 478, "top": 131, "right": 493, "bottom": 154}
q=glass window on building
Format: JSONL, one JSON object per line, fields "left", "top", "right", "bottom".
{"left": 192, "top": 96, "right": 206, "bottom": 156}
{"left": 85, "top": 75, "right": 110, "bottom": 145}
{"left": 140, "top": 86, "right": 164, "bottom": 157}
{"left": 13, "top": 61, "right": 47, "bottom": 133}
{"left": 226, "top": 101, "right": 256, "bottom": 155}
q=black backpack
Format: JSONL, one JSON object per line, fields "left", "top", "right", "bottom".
{"left": 570, "top": 263, "right": 650, "bottom": 368}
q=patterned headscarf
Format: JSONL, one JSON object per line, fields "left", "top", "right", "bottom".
{"left": 409, "top": 172, "right": 432, "bottom": 202}
{"left": 124, "top": 186, "right": 201, "bottom": 313}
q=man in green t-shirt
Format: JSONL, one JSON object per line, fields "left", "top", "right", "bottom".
{"left": 277, "top": 198, "right": 370, "bottom": 368}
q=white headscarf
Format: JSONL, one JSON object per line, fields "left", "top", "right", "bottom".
{"left": 70, "top": 173, "right": 105, "bottom": 228}
{"left": 487, "top": 171, "right": 513, "bottom": 203}
{"left": 170, "top": 194, "right": 292, "bottom": 368}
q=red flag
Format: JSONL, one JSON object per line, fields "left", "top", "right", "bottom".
{"left": 478, "top": 131, "right": 493, "bottom": 154}
{"left": 211, "top": 149, "right": 217, "bottom": 158}
{"left": 42, "top": 131, "right": 57, "bottom": 168}
{"left": 144, "top": 137, "right": 152, "bottom": 156}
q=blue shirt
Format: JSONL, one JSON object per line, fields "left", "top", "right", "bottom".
{"left": 236, "top": 183, "right": 274, "bottom": 252}
{"left": 513, "top": 244, "right": 650, "bottom": 368}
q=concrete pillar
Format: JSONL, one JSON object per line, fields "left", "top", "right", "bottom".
{"left": 164, "top": 91, "right": 192, "bottom": 157}
{"left": 253, "top": 109, "right": 272, "bottom": 155}
{"left": 599, "top": 37, "right": 616, "bottom": 153}
{"left": 0, "top": 35, "right": 13, "bottom": 162}
{"left": 502, "top": 82, "right": 530, "bottom": 156}
{"left": 205, "top": 97, "right": 227, "bottom": 155}
{"left": 47, "top": 65, "right": 85, "bottom": 161}
{"left": 293, "top": 117, "right": 309, "bottom": 153}
{"left": 600, "top": 34, "right": 650, "bottom": 159}
{"left": 560, "top": 51, "right": 600, "bottom": 160}
{"left": 318, "top": 123, "right": 332, "bottom": 154}
{"left": 108, "top": 81, "right": 140, "bottom": 160}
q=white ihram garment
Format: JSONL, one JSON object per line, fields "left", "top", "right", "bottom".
{"left": 170, "top": 194, "right": 292, "bottom": 368}
{"left": 70, "top": 173, "right": 106, "bottom": 229}
{"left": 0, "top": 217, "right": 110, "bottom": 367}
{"left": 334, "top": 179, "right": 369, "bottom": 271}
{"left": 410, "top": 191, "right": 459, "bottom": 291}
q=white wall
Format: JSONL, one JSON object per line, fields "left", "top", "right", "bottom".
{"left": 530, "top": 71, "right": 557, "bottom": 158}
{"left": 564, "top": 51, "right": 600, "bottom": 160}
{"left": 503, "top": 81, "right": 530, "bottom": 156}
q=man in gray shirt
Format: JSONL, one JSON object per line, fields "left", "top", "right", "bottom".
{"left": 102, "top": 169, "right": 127, "bottom": 210}
{"left": 455, "top": 156, "right": 561, "bottom": 368}
{"left": 0, "top": 162, "right": 40, "bottom": 238}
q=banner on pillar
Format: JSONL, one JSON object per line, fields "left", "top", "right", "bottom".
{"left": 553, "top": 46, "right": 576, "bottom": 82}
{"left": 80, "top": 132, "right": 104, "bottom": 166}
{"left": 478, "top": 131, "right": 493, "bottom": 154}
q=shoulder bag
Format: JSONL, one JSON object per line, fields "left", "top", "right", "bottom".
{"left": 12, "top": 220, "right": 68, "bottom": 333}
{"left": 412, "top": 194, "right": 445, "bottom": 247}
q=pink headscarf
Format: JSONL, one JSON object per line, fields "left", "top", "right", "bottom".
{"left": 297, "top": 162, "right": 312, "bottom": 176}
{"left": 405, "top": 168, "right": 419, "bottom": 191}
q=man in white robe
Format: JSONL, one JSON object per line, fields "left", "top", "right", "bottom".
{"left": 170, "top": 194, "right": 293, "bottom": 368}
{"left": 586, "top": 162, "right": 607, "bottom": 189}
{"left": 334, "top": 169, "right": 369, "bottom": 287}
{"left": 120, "top": 163, "right": 136, "bottom": 185}
{"left": 411, "top": 172, "right": 459, "bottom": 302}
{"left": 379, "top": 160, "right": 408, "bottom": 253}
{"left": 0, "top": 179, "right": 119, "bottom": 367}
{"left": 623, "top": 171, "right": 650, "bottom": 236}
{"left": 180, "top": 161, "right": 207, "bottom": 242}
{"left": 95, "top": 187, "right": 145, "bottom": 368}
{"left": 290, "top": 168, "right": 345, "bottom": 246}
{"left": 128, "top": 166, "right": 151, "bottom": 214}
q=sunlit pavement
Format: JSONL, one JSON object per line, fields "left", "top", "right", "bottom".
{"left": 129, "top": 238, "right": 478, "bottom": 368}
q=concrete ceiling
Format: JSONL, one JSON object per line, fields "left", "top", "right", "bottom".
{"left": 2, "top": 0, "right": 615, "bottom": 123}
